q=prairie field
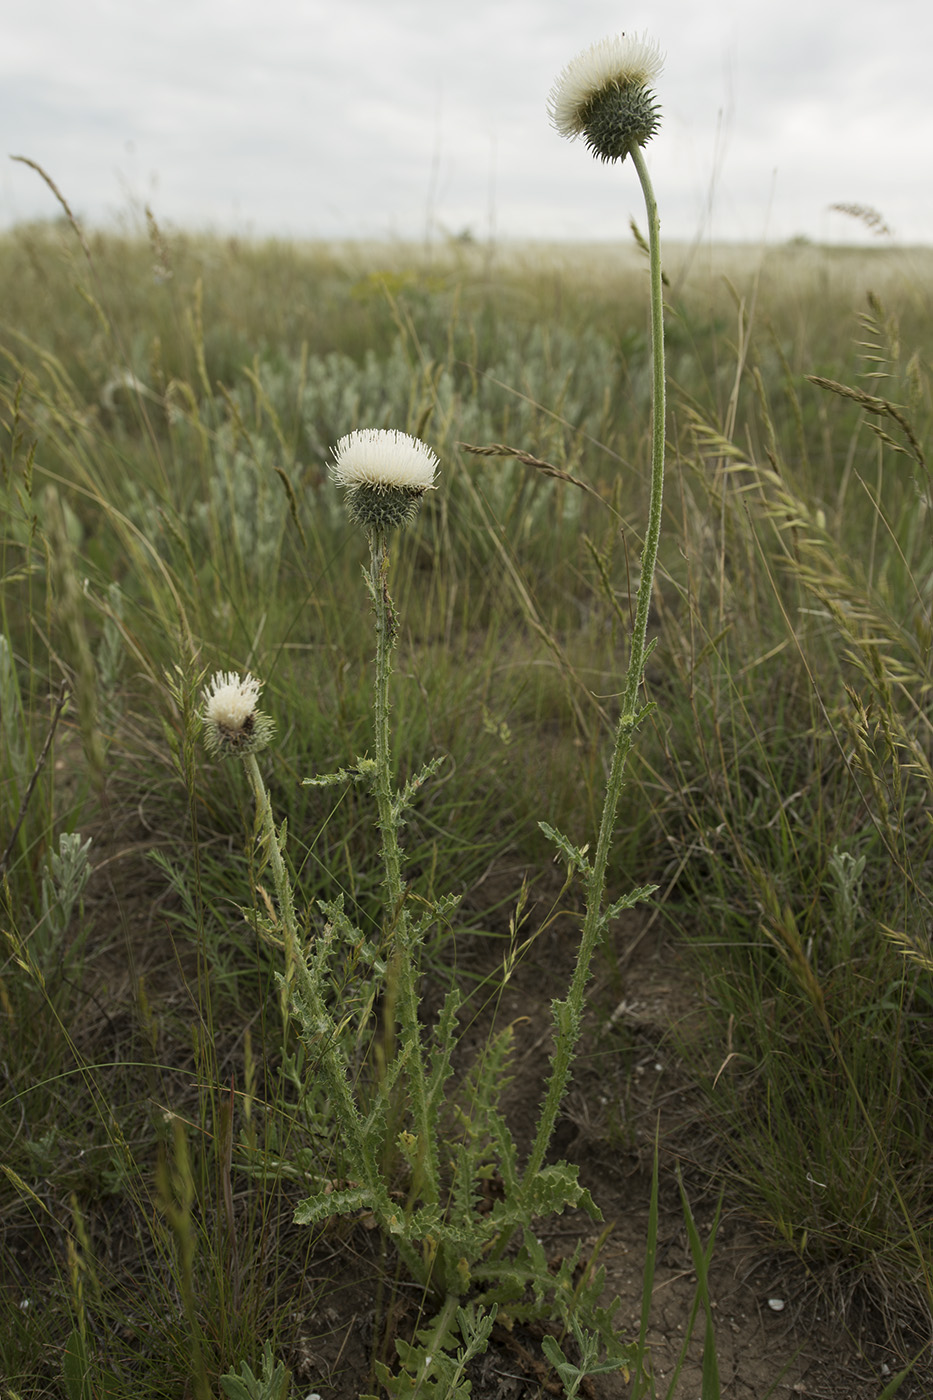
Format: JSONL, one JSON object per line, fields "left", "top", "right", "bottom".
{"left": 1, "top": 221, "right": 932, "bottom": 1398}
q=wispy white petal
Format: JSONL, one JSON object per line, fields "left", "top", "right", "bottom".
{"left": 331, "top": 429, "right": 439, "bottom": 493}
{"left": 202, "top": 670, "right": 275, "bottom": 757}
{"left": 548, "top": 32, "right": 665, "bottom": 140}
{"left": 203, "top": 671, "right": 261, "bottom": 728}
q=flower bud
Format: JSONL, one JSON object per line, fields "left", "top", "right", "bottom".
{"left": 202, "top": 670, "right": 275, "bottom": 758}
{"left": 548, "top": 32, "right": 664, "bottom": 165}
{"left": 330, "top": 428, "right": 439, "bottom": 532}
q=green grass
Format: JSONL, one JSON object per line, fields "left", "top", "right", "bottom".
{"left": 2, "top": 219, "right": 932, "bottom": 1395}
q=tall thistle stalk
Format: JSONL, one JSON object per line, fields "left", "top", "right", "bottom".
{"left": 522, "top": 32, "right": 668, "bottom": 1186}
{"left": 330, "top": 430, "right": 442, "bottom": 1212}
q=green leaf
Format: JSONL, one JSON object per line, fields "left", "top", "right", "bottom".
{"left": 219, "top": 1380, "right": 251, "bottom": 1400}
{"left": 219, "top": 1341, "right": 290, "bottom": 1400}
{"left": 62, "top": 1329, "right": 92, "bottom": 1400}
{"left": 302, "top": 756, "right": 376, "bottom": 787}
{"left": 602, "top": 882, "right": 658, "bottom": 926}
{"left": 508, "top": 1161, "right": 602, "bottom": 1224}
{"left": 456, "top": 1302, "right": 498, "bottom": 1356}
{"left": 678, "top": 1171, "right": 722, "bottom": 1400}
{"left": 397, "top": 754, "right": 447, "bottom": 811}
{"left": 542, "top": 1320, "right": 633, "bottom": 1392}
{"left": 538, "top": 821, "right": 591, "bottom": 875}
{"left": 293, "top": 1183, "right": 371, "bottom": 1226}
{"left": 375, "top": 1302, "right": 497, "bottom": 1399}
{"left": 632, "top": 1129, "right": 660, "bottom": 1396}
{"left": 541, "top": 1335, "right": 579, "bottom": 1393}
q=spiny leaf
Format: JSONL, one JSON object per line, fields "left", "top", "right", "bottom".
{"left": 601, "top": 882, "right": 658, "bottom": 926}
{"left": 293, "top": 1183, "right": 372, "bottom": 1226}
{"left": 539, "top": 821, "right": 591, "bottom": 875}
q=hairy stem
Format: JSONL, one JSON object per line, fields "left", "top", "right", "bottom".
{"left": 522, "top": 145, "right": 666, "bottom": 1186}
{"left": 367, "top": 531, "right": 439, "bottom": 1213}
{"left": 369, "top": 532, "right": 405, "bottom": 907}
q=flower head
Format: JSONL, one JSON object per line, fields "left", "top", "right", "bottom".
{"left": 330, "top": 428, "right": 439, "bottom": 531}
{"left": 548, "top": 31, "right": 664, "bottom": 164}
{"left": 202, "top": 670, "right": 275, "bottom": 759}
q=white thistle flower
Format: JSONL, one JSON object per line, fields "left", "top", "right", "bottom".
{"left": 331, "top": 428, "right": 439, "bottom": 531}
{"left": 202, "top": 670, "right": 275, "bottom": 758}
{"left": 548, "top": 31, "right": 664, "bottom": 164}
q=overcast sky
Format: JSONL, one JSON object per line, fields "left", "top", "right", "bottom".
{"left": 2, "top": 0, "right": 930, "bottom": 247}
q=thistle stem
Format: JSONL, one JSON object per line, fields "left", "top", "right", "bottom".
{"left": 242, "top": 751, "right": 299, "bottom": 985}
{"left": 622, "top": 143, "right": 666, "bottom": 721}
{"left": 367, "top": 530, "right": 440, "bottom": 1213}
{"left": 368, "top": 532, "right": 405, "bottom": 908}
{"left": 522, "top": 145, "right": 666, "bottom": 1187}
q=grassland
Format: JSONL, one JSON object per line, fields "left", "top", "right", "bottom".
{"left": 1, "top": 219, "right": 932, "bottom": 1397}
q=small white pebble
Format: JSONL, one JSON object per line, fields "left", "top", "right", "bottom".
{"left": 767, "top": 1297, "right": 785, "bottom": 1312}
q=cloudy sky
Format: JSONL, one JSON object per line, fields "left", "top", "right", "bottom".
{"left": 2, "top": 0, "right": 930, "bottom": 246}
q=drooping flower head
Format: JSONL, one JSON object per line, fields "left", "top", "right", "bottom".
{"left": 330, "top": 428, "right": 439, "bottom": 532}
{"left": 548, "top": 31, "right": 664, "bottom": 165}
{"left": 202, "top": 670, "right": 275, "bottom": 759}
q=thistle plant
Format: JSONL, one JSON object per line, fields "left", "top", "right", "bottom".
{"left": 201, "top": 434, "right": 624, "bottom": 1388}
{"left": 198, "top": 32, "right": 671, "bottom": 1389}
{"left": 517, "top": 26, "right": 667, "bottom": 1196}
{"left": 326, "top": 428, "right": 444, "bottom": 1220}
